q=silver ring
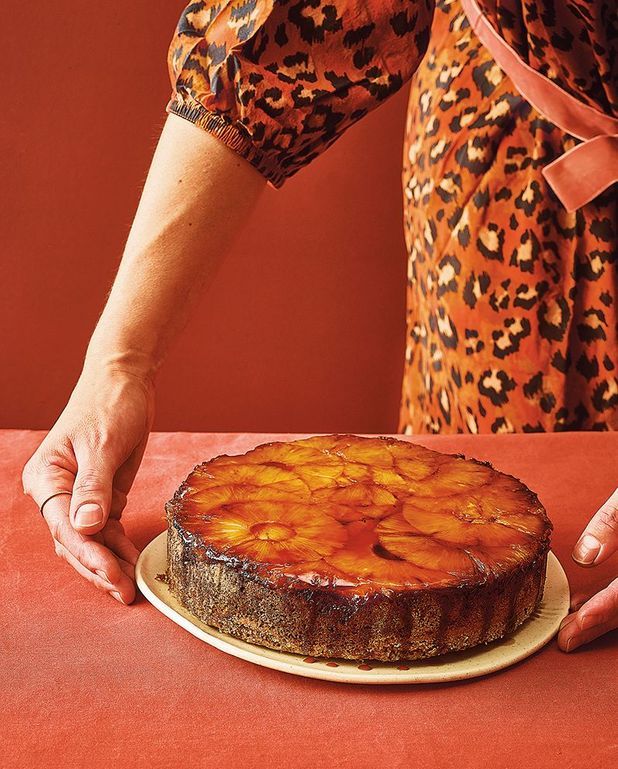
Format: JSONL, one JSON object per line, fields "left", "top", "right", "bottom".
{"left": 39, "top": 490, "right": 72, "bottom": 517}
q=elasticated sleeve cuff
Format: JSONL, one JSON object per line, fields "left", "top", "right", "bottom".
{"left": 166, "top": 1, "right": 435, "bottom": 188}
{"left": 166, "top": 92, "right": 287, "bottom": 188}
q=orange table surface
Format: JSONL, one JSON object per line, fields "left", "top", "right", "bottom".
{"left": 2, "top": 429, "right": 617, "bottom": 769}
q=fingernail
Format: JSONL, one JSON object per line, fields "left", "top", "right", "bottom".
{"left": 565, "top": 636, "right": 577, "bottom": 653}
{"left": 579, "top": 613, "right": 597, "bottom": 631}
{"left": 559, "top": 617, "right": 571, "bottom": 632}
{"left": 96, "top": 569, "right": 111, "bottom": 584}
{"left": 111, "top": 591, "right": 127, "bottom": 605}
{"left": 75, "top": 503, "right": 103, "bottom": 528}
{"left": 573, "top": 534, "right": 601, "bottom": 565}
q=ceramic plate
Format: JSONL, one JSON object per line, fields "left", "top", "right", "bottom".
{"left": 136, "top": 532, "right": 569, "bottom": 684}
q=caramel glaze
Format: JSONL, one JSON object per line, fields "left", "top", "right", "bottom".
{"left": 167, "top": 434, "right": 552, "bottom": 605}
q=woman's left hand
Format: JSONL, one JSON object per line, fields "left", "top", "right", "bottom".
{"left": 557, "top": 488, "right": 618, "bottom": 652}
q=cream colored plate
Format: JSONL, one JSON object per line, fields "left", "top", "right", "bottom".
{"left": 136, "top": 531, "right": 569, "bottom": 684}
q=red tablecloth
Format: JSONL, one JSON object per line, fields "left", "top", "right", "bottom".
{"left": 2, "top": 430, "right": 617, "bottom": 769}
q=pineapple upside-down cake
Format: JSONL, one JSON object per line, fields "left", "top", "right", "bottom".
{"left": 166, "top": 434, "right": 552, "bottom": 661}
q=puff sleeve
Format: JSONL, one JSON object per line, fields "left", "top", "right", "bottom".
{"left": 167, "top": 0, "right": 435, "bottom": 187}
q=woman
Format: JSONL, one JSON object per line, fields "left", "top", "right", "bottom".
{"left": 22, "top": 0, "right": 617, "bottom": 651}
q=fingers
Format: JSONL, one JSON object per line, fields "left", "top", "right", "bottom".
{"left": 54, "top": 542, "right": 116, "bottom": 590}
{"left": 108, "top": 487, "right": 129, "bottom": 521}
{"left": 100, "top": 519, "right": 140, "bottom": 566}
{"left": 558, "top": 576, "right": 618, "bottom": 652}
{"left": 23, "top": 441, "right": 139, "bottom": 603}
{"left": 558, "top": 615, "right": 617, "bottom": 652}
{"left": 118, "top": 558, "right": 136, "bottom": 582}
{"left": 69, "top": 443, "right": 116, "bottom": 534}
{"left": 55, "top": 542, "right": 136, "bottom": 605}
{"left": 43, "top": 493, "right": 117, "bottom": 578}
{"left": 572, "top": 488, "right": 618, "bottom": 566}
{"left": 41, "top": 494, "right": 136, "bottom": 604}
{"left": 562, "top": 488, "right": 618, "bottom": 651}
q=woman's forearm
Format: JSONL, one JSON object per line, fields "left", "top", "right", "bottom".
{"left": 84, "top": 113, "right": 266, "bottom": 381}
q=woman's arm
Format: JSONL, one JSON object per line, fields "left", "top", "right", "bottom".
{"left": 86, "top": 113, "right": 265, "bottom": 379}
{"left": 22, "top": 113, "right": 266, "bottom": 603}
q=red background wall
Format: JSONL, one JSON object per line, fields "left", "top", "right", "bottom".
{"left": 2, "top": 2, "right": 410, "bottom": 434}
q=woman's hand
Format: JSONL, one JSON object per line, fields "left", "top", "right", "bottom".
{"left": 558, "top": 488, "right": 618, "bottom": 652}
{"left": 22, "top": 365, "right": 155, "bottom": 605}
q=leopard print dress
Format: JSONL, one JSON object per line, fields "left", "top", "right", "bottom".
{"left": 167, "top": 0, "right": 617, "bottom": 434}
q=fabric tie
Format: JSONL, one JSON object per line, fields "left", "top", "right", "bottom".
{"left": 461, "top": 0, "right": 618, "bottom": 212}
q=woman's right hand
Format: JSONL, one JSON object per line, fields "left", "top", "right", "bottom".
{"left": 22, "top": 364, "right": 155, "bottom": 604}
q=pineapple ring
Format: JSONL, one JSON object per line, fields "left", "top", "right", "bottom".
{"left": 193, "top": 501, "right": 348, "bottom": 565}
{"left": 326, "top": 547, "right": 457, "bottom": 589}
{"left": 377, "top": 515, "right": 478, "bottom": 576}
{"left": 400, "top": 500, "right": 533, "bottom": 548}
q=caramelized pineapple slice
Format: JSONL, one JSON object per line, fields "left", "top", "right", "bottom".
{"left": 200, "top": 462, "right": 307, "bottom": 492}
{"left": 331, "top": 438, "right": 395, "bottom": 467}
{"left": 294, "top": 462, "right": 342, "bottom": 490}
{"left": 327, "top": 548, "right": 452, "bottom": 589}
{"left": 377, "top": 515, "right": 477, "bottom": 576}
{"left": 246, "top": 441, "right": 330, "bottom": 465}
{"left": 195, "top": 501, "right": 347, "bottom": 565}
{"left": 327, "top": 520, "right": 458, "bottom": 588}
{"left": 312, "top": 483, "right": 397, "bottom": 508}
{"left": 401, "top": 497, "right": 532, "bottom": 548}
{"left": 181, "top": 483, "right": 296, "bottom": 516}
{"left": 468, "top": 543, "right": 533, "bottom": 575}
{"left": 413, "top": 457, "right": 493, "bottom": 496}
{"left": 370, "top": 466, "right": 410, "bottom": 493}
{"left": 394, "top": 456, "right": 438, "bottom": 481}
{"left": 476, "top": 474, "right": 546, "bottom": 536}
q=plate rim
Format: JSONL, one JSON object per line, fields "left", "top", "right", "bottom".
{"left": 136, "top": 531, "right": 569, "bottom": 685}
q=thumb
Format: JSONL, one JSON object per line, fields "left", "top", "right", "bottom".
{"left": 572, "top": 488, "right": 618, "bottom": 567}
{"left": 69, "top": 446, "right": 116, "bottom": 534}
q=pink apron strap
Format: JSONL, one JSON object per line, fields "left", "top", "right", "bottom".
{"left": 460, "top": 0, "right": 618, "bottom": 212}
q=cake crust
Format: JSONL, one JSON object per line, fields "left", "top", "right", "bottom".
{"left": 166, "top": 434, "right": 552, "bottom": 661}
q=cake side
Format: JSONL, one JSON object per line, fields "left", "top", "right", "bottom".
{"left": 167, "top": 515, "right": 548, "bottom": 660}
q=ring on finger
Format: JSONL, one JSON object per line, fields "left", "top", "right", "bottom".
{"left": 39, "top": 490, "right": 72, "bottom": 517}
